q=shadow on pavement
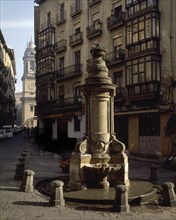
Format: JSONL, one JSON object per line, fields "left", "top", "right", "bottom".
{"left": 13, "top": 201, "right": 50, "bottom": 207}
{"left": 0, "top": 187, "right": 20, "bottom": 192}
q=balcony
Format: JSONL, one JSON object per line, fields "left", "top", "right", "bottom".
{"left": 89, "top": 0, "right": 101, "bottom": 7}
{"left": 126, "top": 38, "right": 160, "bottom": 58}
{"left": 37, "top": 45, "right": 55, "bottom": 59}
{"left": 126, "top": 81, "right": 160, "bottom": 101}
{"left": 55, "top": 40, "right": 67, "bottom": 53}
{"left": 54, "top": 95, "right": 83, "bottom": 113}
{"left": 36, "top": 72, "right": 54, "bottom": 85}
{"left": 70, "top": 1, "right": 82, "bottom": 17}
{"left": 54, "top": 64, "right": 82, "bottom": 80}
{"left": 40, "top": 18, "right": 55, "bottom": 32}
{"left": 107, "top": 12, "right": 125, "bottom": 30}
{"left": 87, "top": 22, "right": 103, "bottom": 39}
{"left": 56, "top": 10, "right": 66, "bottom": 25}
{"left": 105, "top": 49, "right": 125, "bottom": 66}
{"left": 69, "top": 32, "right": 83, "bottom": 47}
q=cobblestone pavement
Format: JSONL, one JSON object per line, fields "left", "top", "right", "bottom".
{"left": 0, "top": 134, "right": 175, "bottom": 220}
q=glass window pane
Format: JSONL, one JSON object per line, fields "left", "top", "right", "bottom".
{"left": 147, "top": 40, "right": 153, "bottom": 49}
{"left": 139, "top": 30, "right": 144, "bottom": 40}
{"left": 133, "top": 23, "right": 138, "bottom": 32}
{"left": 133, "top": 33, "right": 138, "bottom": 42}
{"left": 139, "top": 73, "right": 144, "bottom": 82}
{"left": 133, "top": 74, "right": 138, "bottom": 84}
{"left": 139, "top": 21, "right": 144, "bottom": 30}
{"left": 134, "top": 4, "right": 139, "bottom": 13}
{"left": 152, "top": 18, "right": 156, "bottom": 37}
{"left": 146, "top": 19, "right": 151, "bottom": 38}
{"left": 135, "top": 86, "right": 140, "bottom": 94}
{"left": 148, "top": 0, "right": 154, "bottom": 7}
{"left": 146, "top": 62, "right": 151, "bottom": 81}
{"left": 141, "top": 42, "right": 146, "bottom": 51}
{"left": 157, "top": 62, "right": 160, "bottom": 81}
{"left": 141, "top": 1, "right": 146, "bottom": 10}
{"left": 135, "top": 45, "right": 140, "bottom": 53}
{"left": 139, "top": 63, "right": 144, "bottom": 72}
{"left": 127, "top": 27, "right": 132, "bottom": 44}
{"left": 129, "top": 7, "right": 133, "bottom": 16}
{"left": 133, "top": 64, "right": 138, "bottom": 73}
{"left": 156, "top": 19, "right": 159, "bottom": 37}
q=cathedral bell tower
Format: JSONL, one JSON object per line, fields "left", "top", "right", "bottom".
{"left": 21, "top": 39, "right": 36, "bottom": 128}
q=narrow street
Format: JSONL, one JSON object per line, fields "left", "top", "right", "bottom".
{"left": 0, "top": 134, "right": 175, "bottom": 220}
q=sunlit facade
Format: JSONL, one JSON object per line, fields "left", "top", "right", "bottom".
{"left": 34, "top": 0, "right": 176, "bottom": 157}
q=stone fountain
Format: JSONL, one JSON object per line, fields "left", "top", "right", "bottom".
{"left": 35, "top": 46, "right": 158, "bottom": 205}
{"left": 69, "top": 43, "right": 129, "bottom": 191}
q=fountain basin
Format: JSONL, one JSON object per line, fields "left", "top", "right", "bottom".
{"left": 36, "top": 177, "right": 157, "bottom": 205}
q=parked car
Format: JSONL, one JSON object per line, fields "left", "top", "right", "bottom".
{"left": 2, "top": 125, "right": 13, "bottom": 138}
{"left": 0, "top": 129, "right": 5, "bottom": 141}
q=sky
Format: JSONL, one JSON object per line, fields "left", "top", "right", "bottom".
{"left": 0, "top": 0, "right": 37, "bottom": 92}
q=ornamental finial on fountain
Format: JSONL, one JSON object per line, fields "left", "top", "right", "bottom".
{"left": 90, "top": 42, "right": 107, "bottom": 58}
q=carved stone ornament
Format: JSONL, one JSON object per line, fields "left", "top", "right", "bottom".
{"left": 74, "top": 138, "right": 88, "bottom": 154}
{"left": 90, "top": 42, "right": 107, "bottom": 58}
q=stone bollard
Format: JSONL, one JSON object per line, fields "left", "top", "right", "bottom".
{"left": 14, "top": 160, "right": 25, "bottom": 180}
{"left": 49, "top": 180, "right": 65, "bottom": 207}
{"left": 149, "top": 164, "right": 158, "bottom": 182}
{"left": 20, "top": 170, "right": 35, "bottom": 192}
{"left": 161, "top": 182, "right": 176, "bottom": 207}
{"left": 174, "top": 175, "right": 176, "bottom": 193}
{"left": 113, "top": 184, "right": 130, "bottom": 213}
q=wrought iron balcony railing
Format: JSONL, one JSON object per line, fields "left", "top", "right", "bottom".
{"left": 55, "top": 95, "right": 83, "bottom": 108}
{"left": 37, "top": 45, "right": 55, "bottom": 59}
{"left": 69, "top": 32, "right": 83, "bottom": 47}
{"left": 54, "top": 64, "right": 82, "bottom": 80}
{"left": 40, "top": 18, "right": 55, "bottom": 32}
{"left": 107, "top": 12, "right": 125, "bottom": 30}
{"left": 55, "top": 39, "right": 67, "bottom": 53}
{"left": 56, "top": 10, "right": 66, "bottom": 25}
{"left": 87, "top": 22, "right": 103, "bottom": 39}
{"left": 105, "top": 49, "right": 125, "bottom": 66}
{"left": 126, "top": 81, "right": 160, "bottom": 101}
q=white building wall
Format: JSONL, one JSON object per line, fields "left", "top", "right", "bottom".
{"left": 68, "top": 115, "right": 85, "bottom": 140}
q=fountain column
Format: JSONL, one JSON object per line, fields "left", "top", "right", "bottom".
{"left": 69, "top": 43, "right": 129, "bottom": 190}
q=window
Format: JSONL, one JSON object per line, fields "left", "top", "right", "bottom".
{"left": 93, "top": 19, "right": 100, "bottom": 30}
{"left": 139, "top": 113, "right": 160, "bottom": 136}
{"left": 74, "top": 115, "right": 81, "bottom": 131}
{"left": 60, "top": 3, "right": 64, "bottom": 20}
{"left": 58, "top": 86, "right": 64, "bottom": 104}
{"left": 60, "top": 57, "right": 64, "bottom": 76}
{"left": 126, "top": 0, "right": 158, "bottom": 17}
{"left": 113, "top": 35, "right": 122, "bottom": 60}
{"left": 114, "top": 72, "right": 122, "bottom": 89}
{"left": 30, "top": 106, "right": 34, "bottom": 112}
{"left": 126, "top": 55, "right": 160, "bottom": 86}
{"left": 113, "top": 5, "right": 122, "bottom": 17}
{"left": 126, "top": 12, "right": 160, "bottom": 56}
{"left": 75, "top": 27, "right": 80, "bottom": 35}
{"left": 126, "top": 12, "right": 159, "bottom": 45}
{"left": 75, "top": 0, "right": 81, "bottom": 11}
{"left": 114, "top": 72, "right": 123, "bottom": 97}
{"left": 47, "top": 12, "right": 51, "bottom": 27}
{"left": 75, "top": 51, "right": 80, "bottom": 71}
